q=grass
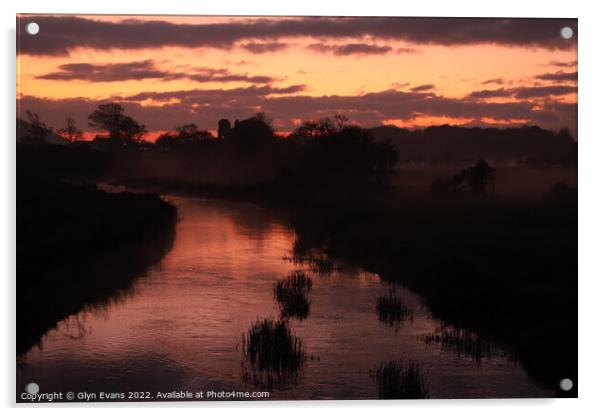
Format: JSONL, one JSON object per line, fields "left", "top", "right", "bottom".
{"left": 376, "top": 293, "right": 413, "bottom": 328}
{"left": 241, "top": 318, "right": 306, "bottom": 388}
{"left": 273, "top": 272, "right": 313, "bottom": 320}
{"left": 285, "top": 242, "right": 343, "bottom": 277}
{"left": 370, "top": 360, "right": 429, "bottom": 399}
{"left": 421, "top": 326, "right": 497, "bottom": 362}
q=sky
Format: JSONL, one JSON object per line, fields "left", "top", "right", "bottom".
{"left": 16, "top": 14, "right": 578, "bottom": 139}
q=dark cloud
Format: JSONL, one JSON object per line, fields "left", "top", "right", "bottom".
{"left": 18, "top": 86, "right": 575, "bottom": 134}
{"left": 37, "top": 60, "right": 176, "bottom": 82}
{"left": 307, "top": 43, "right": 393, "bottom": 55}
{"left": 513, "top": 85, "right": 577, "bottom": 99}
{"left": 410, "top": 84, "right": 435, "bottom": 92}
{"left": 395, "top": 47, "right": 419, "bottom": 54}
{"left": 122, "top": 85, "right": 307, "bottom": 103}
{"left": 549, "top": 60, "right": 577, "bottom": 68}
{"left": 17, "top": 15, "right": 577, "bottom": 56}
{"left": 535, "top": 71, "right": 578, "bottom": 82}
{"left": 187, "top": 67, "right": 275, "bottom": 84}
{"left": 240, "top": 42, "right": 289, "bottom": 53}
{"left": 482, "top": 78, "right": 505, "bottom": 85}
{"left": 467, "top": 85, "right": 577, "bottom": 99}
{"left": 467, "top": 88, "right": 514, "bottom": 99}
{"left": 36, "top": 60, "right": 277, "bottom": 84}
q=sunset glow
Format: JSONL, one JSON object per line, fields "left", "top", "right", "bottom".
{"left": 17, "top": 14, "right": 578, "bottom": 138}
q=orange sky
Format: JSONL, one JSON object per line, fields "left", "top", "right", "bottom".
{"left": 16, "top": 15, "right": 578, "bottom": 138}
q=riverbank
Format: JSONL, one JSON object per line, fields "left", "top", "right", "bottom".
{"left": 286, "top": 193, "right": 577, "bottom": 396}
{"left": 17, "top": 173, "right": 177, "bottom": 354}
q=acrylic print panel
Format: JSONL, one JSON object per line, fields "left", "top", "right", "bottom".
{"left": 16, "top": 14, "right": 577, "bottom": 402}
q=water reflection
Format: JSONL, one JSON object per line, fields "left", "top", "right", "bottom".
{"left": 370, "top": 359, "right": 430, "bottom": 399}
{"left": 375, "top": 291, "right": 414, "bottom": 330}
{"left": 17, "top": 222, "right": 176, "bottom": 355}
{"left": 241, "top": 318, "right": 306, "bottom": 389}
{"left": 420, "top": 326, "right": 502, "bottom": 363}
{"left": 17, "top": 198, "right": 553, "bottom": 400}
{"left": 273, "top": 271, "right": 313, "bottom": 320}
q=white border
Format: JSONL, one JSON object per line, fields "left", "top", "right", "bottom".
{"left": 3, "top": 1, "right": 601, "bottom": 415}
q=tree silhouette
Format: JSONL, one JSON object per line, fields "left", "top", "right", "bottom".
{"left": 23, "top": 110, "right": 52, "bottom": 145}
{"left": 119, "top": 116, "right": 147, "bottom": 144}
{"left": 57, "top": 117, "right": 83, "bottom": 143}
{"left": 431, "top": 160, "right": 496, "bottom": 195}
{"left": 88, "top": 103, "right": 146, "bottom": 145}
{"left": 461, "top": 159, "right": 495, "bottom": 195}
{"left": 88, "top": 103, "right": 125, "bottom": 143}
{"left": 293, "top": 117, "right": 336, "bottom": 139}
{"left": 333, "top": 113, "right": 349, "bottom": 131}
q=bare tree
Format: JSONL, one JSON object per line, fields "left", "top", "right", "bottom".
{"left": 23, "top": 110, "right": 52, "bottom": 144}
{"left": 58, "top": 117, "right": 83, "bottom": 143}
{"left": 334, "top": 113, "right": 349, "bottom": 131}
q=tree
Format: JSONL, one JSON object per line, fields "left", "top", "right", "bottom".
{"left": 88, "top": 103, "right": 147, "bottom": 145}
{"left": 88, "top": 103, "right": 125, "bottom": 143}
{"left": 294, "top": 120, "right": 320, "bottom": 138}
{"left": 461, "top": 159, "right": 495, "bottom": 195}
{"left": 57, "top": 117, "right": 83, "bottom": 143}
{"left": 431, "top": 160, "right": 496, "bottom": 195}
{"left": 119, "top": 116, "right": 147, "bottom": 144}
{"left": 23, "top": 110, "right": 52, "bottom": 144}
{"left": 317, "top": 118, "right": 336, "bottom": 136}
{"left": 333, "top": 113, "right": 349, "bottom": 131}
{"left": 294, "top": 118, "right": 336, "bottom": 139}
{"left": 176, "top": 123, "right": 200, "bottom": 138}
{"left": 175, "top": 123, "right": 212, "bottom": 143}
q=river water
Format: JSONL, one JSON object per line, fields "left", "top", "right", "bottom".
{"left": 17, "top": 197, "right": 553, "bottom": 400}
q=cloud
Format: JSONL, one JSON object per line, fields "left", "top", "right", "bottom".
{"left": 512, "top": 85, "right": 577, "bottom": 99}
{"left": 482, "top": 78, "right": 505, "bottom": 85}
{"left": 36, "top": 60, "right": 277, "bottom": 84}
{"left": 37, "top": 60, "right": 176, "bottom": 82}
{"left": 467, "top": 85, "right": 577, "bottom": 99}
{"left": 187, "top": 67, "right": 275, "bottom": 84}
{"left": 410, "top": 84, "right": 435, "bottom": 92}
{"left": 535, "top": 71, "right": 578, "bottom": 82}
{"left": 17, "top": 15, "right": 578, "bottom": 56}
{"left": 307, "top": 43, "right": 393, "bottom": 56}
{"left": 18, "top": 86, "right": 575, "bottom": 134}
{"left": 548, "top": 60, "right": 577, "bottom": 68}
{"left": 122, "top": 85, "right": 307, "bottom": 103}
{"left": 240, "top": 42, "right": 289, "bottom": 53}
{"left": 395, "top": 47, "right": 419, "bottom": 54}
{"left": 467, "top": 88, "right": 514, "bottom": 99}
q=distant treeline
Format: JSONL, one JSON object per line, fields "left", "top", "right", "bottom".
{"left": 369, "top": 124, "right": 576, "bottom": 164}
{"left": 18, "top": 103, "right": 576, "bottom": 166}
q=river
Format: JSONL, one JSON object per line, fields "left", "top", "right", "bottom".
{"left": 17, "top": 196, "right": 553, "bottom": 400}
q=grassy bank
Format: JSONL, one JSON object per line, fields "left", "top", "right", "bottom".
{"left": 286, "top": 193, "right": 577, "bottom": 396}
{"left": 17, "top": 170, "right": 177, "bottom": 354}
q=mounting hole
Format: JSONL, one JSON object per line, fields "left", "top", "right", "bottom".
{"left": 559, "top": 378, "right": 573, "bottom": 391}
{"left": 26, "top": 22, "right": 40, "bottom": 36}
{"left": 560, "top": 26, "right": 573, "bottom": 40}
{"left": 25, "top": 382, "right": 40, "bottom": 395}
